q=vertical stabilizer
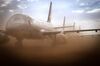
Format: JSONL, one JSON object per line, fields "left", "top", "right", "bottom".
{"left": 47, "top": 1, "right": 52, "bottom": 23}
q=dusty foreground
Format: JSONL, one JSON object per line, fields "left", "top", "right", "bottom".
{"left": 0, "top": 33, "right": 100, "bottom": 66}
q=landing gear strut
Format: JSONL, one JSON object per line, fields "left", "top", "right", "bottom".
{"left": 15, "top": 38, "right": 23, "bottom": 48}
{"left": 48, "top": 34, "right": 57, "bottom": 46}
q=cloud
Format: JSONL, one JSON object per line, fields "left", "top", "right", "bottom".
{"left": 3, "top": 0, "right": 12, "bottom": 4}
{"left": 27, "top": 0, "right": 39, "bottom": 2}
{"left": 74, "top": 0, "right": 100, "bottom": 10}
{"left": 86, "top": 9, "right": 100, "bottom": 13}
{"left": 9, "top": 9, "right": 14, "bottom": 12}
{"left": 79, "top": 3, "right": 86, "bottom": 6}
{"left": 72, "top": 8, "right": 100, "bottom": 14}
{"left": 0, "top": 4, "right": 7, "bottom": 7}
{"left": 72, "top": 9, "right": 85, "bottom": 13}
{"left": 17, "top": 4, "right": 28, "bottom": 9}
{"left": 0, "top": 0, "right": 100, "bottom": 25}
{"left": 0, "top": 0, "right": 13, "bottom": 7}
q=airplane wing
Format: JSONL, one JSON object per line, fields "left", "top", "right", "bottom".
{"left": 44, "top": 16, "right": 100, "bottom": 35}
{"left": 54, "top": 26, "right": 74, "bottom": 29}
{"left": 42, "top": 28, "right": 100, "bottom": 35}
{"left": 54, "top": 16, "right": 75, "bottom": 29}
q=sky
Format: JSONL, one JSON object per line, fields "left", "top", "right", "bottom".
{"left": 0, "top": 0, "right": 100, "bottom": 29}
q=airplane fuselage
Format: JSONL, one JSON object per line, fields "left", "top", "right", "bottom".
{"left": 6, "top": 14, "right": 54, "bottom": 40}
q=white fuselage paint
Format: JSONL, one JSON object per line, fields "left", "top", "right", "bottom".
{"left": 6, "top": 14, "right": 54, "bottom": 39}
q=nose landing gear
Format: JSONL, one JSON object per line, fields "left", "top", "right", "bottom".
{"left": 15, "top": 38, "right": 23, "bottom": 48}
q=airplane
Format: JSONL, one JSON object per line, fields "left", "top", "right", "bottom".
{"left": 0, "top": 1, "right": 100, "bottom": 46}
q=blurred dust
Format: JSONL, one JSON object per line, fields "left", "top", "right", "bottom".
{"left": 0, "top": 33, "right": 100, "bottom": 66}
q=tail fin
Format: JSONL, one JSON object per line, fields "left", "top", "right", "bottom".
{"left": 47, "top": 1, "right": 52, "bottom": 23}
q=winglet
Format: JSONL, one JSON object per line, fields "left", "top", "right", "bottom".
{"left": 63, "top": 16, "right": 66, "bottom": 29}
{"left": 73, "top": 22, "right": 75, "bottom": 30}
{"left": 47, "top": 1, "right": 52, "bottom": 23}
{"left": 61, "top": 16, "right": 66, "bottom": 34}
{"left": 79, "top": 26, "right": 81, "bottom": 30}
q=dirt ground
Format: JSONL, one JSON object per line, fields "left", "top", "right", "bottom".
{"left": 0, "top": 33, "right": 100, "bottom": 66}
